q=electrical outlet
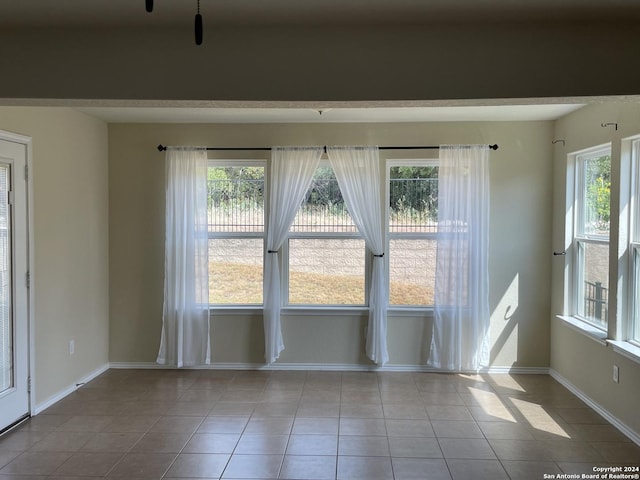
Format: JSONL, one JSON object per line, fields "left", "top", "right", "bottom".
{"left": 613, "top": 364, "right": 619, "bottom": 383}
{"left": 69, "top": 339, "right": 75, "bottom": 355}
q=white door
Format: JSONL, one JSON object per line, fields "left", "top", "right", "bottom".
{"left": 0, "top": 137, "right": 29, "bottom": 431}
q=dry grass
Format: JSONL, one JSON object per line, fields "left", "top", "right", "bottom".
{"left": 390, "top": 282, "right": 434, "bottom": 306}
{"left": 210, "top": 262, "right": 263, "bottom": 304}
{"left": 289, "top": 270, "right": 365, "bottom": 305}
{"left": 210, "top": 262, "right": 434, "bottom": 306}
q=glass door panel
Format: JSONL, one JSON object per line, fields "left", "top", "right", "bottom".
{"left": 0, "top": 136, "right": 29, "bottom": 432}
{"left": 0, "top": 164, "right": 12, "bottom": 395}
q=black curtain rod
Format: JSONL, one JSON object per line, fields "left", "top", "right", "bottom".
{"left": 157, "top": 144, "right": 498, "bottom": 152}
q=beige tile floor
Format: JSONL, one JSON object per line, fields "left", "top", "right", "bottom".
{"left": 0, "top": 369, "right": 638, "bottom": 479}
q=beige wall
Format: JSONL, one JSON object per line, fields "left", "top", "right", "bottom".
{"left": 0, "top": 22, "right": 639, "bottom": 102}
{"left": 551, "top": 103, "right": 640, "bottom": 435}
{"left": 109, "top": 120, "right": 553, "bottom": 368}
{"left": 0, "top": 107, "right": 110, "bottom": 406}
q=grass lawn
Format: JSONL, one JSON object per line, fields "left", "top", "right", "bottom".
{"left": 210, "top": 262, "right": 434, "bottom": 306}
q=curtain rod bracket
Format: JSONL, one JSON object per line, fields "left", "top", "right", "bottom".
{"left": 601, "top": 122, "right": 618, "bottom": 131}
{"left": 552, "top": 139, "right": 565, "bottom": 146}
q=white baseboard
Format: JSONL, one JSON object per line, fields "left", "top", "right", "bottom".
{"left": 109, "top": 362, "right": 389, "bottom": 371}
{"left": 550, "top": 368, "right": 640, "bottom": 447}
{"left": 480, "top": 366, "right": 550, "bottom": 375}
{"left": 109, "top": 361, "right": 548, "bottom": 374}
{"left": 33, "top": 363, "right": 110, "bottom": 415}
{"left": 109, "top": 362, "right": 177, "bottom": 369}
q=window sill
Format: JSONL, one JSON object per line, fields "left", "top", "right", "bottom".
{"left": 607, "top": 340, "right": 640, "bottom": 365}
{"left": 555, "top": 315, "right": 608, "bottom": 346}
{"left": 209, "top": 306, "right": 435, "bottom": 318}
{"left": 388, "top": 307, "right": 434, "bottom": 318}
{"left": 281, "top": 306, "right": 369, "bottom": 316}
{"left": 210, "top": 306, "right": 263, "bottom": 316}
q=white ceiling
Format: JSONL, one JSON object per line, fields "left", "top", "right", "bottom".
{"left": 75, "top": 104, "right": 585, "bottom": 124}
{"left": 0, "top": 0, "right": 637, "bottom": 27}
{"left": 2, "top": 0, "right": 625, "bottom": 123}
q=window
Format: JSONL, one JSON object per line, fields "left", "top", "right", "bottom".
{"left": 387, "top": 161, "right": 438, "bottom": 307}
{"left": 630, "top": 139, "right": 640, "bottom": 344}
{"left": 285, "top": 165, "right": 366, "bottom": 306}
{"left": 572, "top": 146, "right": 611, "bottom": 329}
{"left": 208, "top": 162, "right": 265, "bottom": 305}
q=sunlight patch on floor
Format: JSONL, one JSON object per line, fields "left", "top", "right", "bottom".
{"left": 510, "top": 397, "right": 572, "bottom": 438}
{"left": 488, "top": 374, "right": 527, "bottom": 393}
{"left": 465, "top": 386, "right": 517, "bottom": 422}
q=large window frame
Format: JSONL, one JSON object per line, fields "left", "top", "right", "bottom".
{"left": 282, "top": 161, "right": 370, "bottom": 309}
{"left": 207, "top": 159, "right": 266, "bottom": 308}
{"left": 628, "top": 138, "right": 640, "bottom": 346}
{"left": 386, "top": 158, "right": 439, "bottom": 310}
{"left": 562, "top": 138, "right": 640, "bottom": 364}
{"left": 206, "top": 156, "right": 448, "bottom": 315}
{"left": 570, "top": 145, "right": 612, "bottom": 331}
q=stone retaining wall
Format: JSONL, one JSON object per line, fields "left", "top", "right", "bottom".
{"left": 209, "top": 237, "right": 436, "bottom": 288}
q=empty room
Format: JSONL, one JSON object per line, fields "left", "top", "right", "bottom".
{"left": 0, "top": 1, "right": 639, "bottom": 479}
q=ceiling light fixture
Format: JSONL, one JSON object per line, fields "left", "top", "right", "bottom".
{"left": 195, "top": 0, "right": 204, "bottom": 45}
{"left": 144, "top": 0, "right": 204, "bottom": 45}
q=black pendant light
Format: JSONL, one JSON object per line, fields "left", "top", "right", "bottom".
{"left": 195, "top": 0, "right": 203, "bottom": 45}
{"left": 145, "top": 0, "right": 205, "bottom": 45}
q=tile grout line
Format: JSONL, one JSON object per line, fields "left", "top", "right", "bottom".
{"left": 221, "top": 370, "right": 269, "bottom": 479}
{"left": 159, "top": 400, "right": 208, "bottom": 480}
{"left": 378, "top": 373, "right": 395, "bottom": 480}
{"left": 275, "top": 370, "right": 307, "bottom": 480}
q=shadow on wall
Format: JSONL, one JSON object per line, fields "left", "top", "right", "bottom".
{"left": 416, "top": 273, "right": 521, "bottom": 368}
{"left": 422, "top": 321, "right": 433, "bottom": 365}
{"left": 490, "top": 273, "right": 521, "bottom": 366}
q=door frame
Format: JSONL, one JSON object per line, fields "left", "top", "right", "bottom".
{"left": 0, "top": 129, "right": 34, "bottom": 420}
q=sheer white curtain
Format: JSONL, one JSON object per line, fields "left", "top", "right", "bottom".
{"left": 427, "top": 145, "right": 490, "bottom": 372}
{"left": 327, "top": 146, "right": 388, "bottom": 365}
{"left": 157, "top": 147, "right": 211, "bottom": 367}
{"left": 264, "top": 146, "right": 323, "bottom": 364}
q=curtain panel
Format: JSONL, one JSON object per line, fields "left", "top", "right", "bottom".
{"left": 157, "top": 147, "right": 211, "bottom": 367}
{"left": 327, "top": 146, "right": 389, "bottom": 365}
{"left": 427, "top": 145, "right": 490, "bottom": 372}
{"left": 264, "top": 146, "right": 323, "bottom": 364}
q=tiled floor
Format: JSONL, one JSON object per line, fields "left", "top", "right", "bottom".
{"left": 0, "top": 369, "right": 638, "bottom": 479}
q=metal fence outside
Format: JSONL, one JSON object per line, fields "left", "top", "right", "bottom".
{"left": 207, "top": 176, "right": 439, "bottom": 233}
{"left": 207, "top": 178, "right": 264, "bottom": 232}
{"left": 584, "top": 280, "right": 608, "bottom": 324}
{"left": 389, "top": 177, "right": 438, "bottom": 233}
{"left": 291, "top": 174, "right": 355, "bottom": 233}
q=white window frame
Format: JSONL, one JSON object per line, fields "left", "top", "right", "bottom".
{"left": 282, "top": 235, "right": 369, "bottom": 309}
{"left": 628, "top": 138, "right": 640, "bottom": 347}
{"left": 282, "top": 160, "right": 369, "bottom": 310}
{"left": 386, "top": 158, "right": 439, "bottom": 311}
{"left": 569, "top": 144, "right": 612, "bottom": 331}
{"left": 207, "top": 159, "right": 266, "bottom": 311}
{"left": 607, "top": 135, "right": 640, "bottom": 364}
